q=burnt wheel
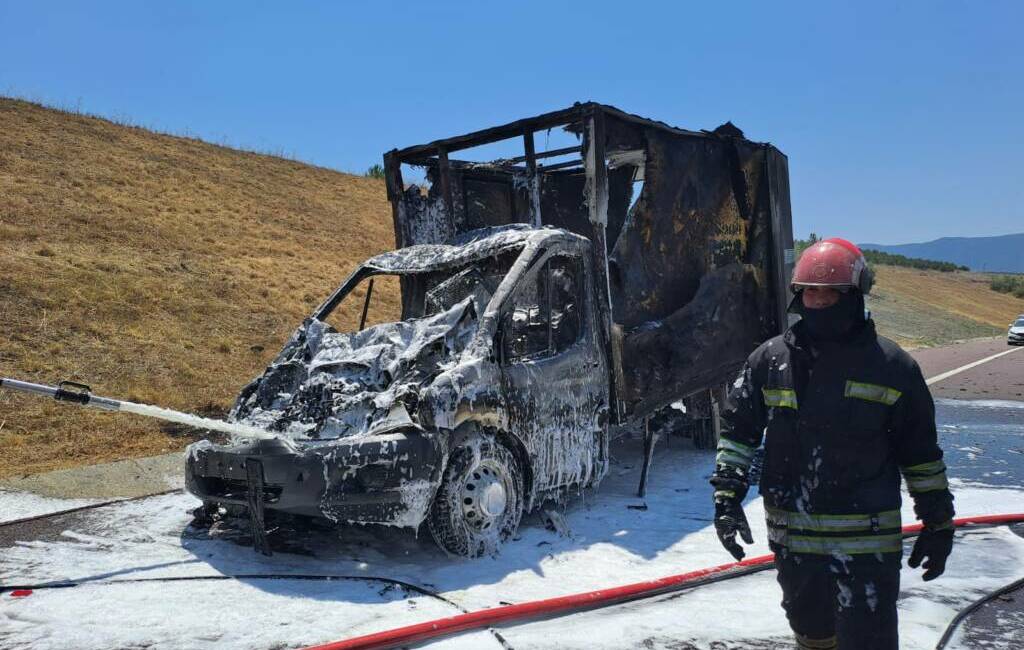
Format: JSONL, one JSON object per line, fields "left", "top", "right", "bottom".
{"left": 427, "top": 437, "right": 524, "bottom": 557}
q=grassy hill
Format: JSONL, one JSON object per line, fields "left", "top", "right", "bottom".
{"left": 868, "top": 266, "right": 1023, "bottom": 348}
{"left": 1, "top": 98, "right": 1022, "bottom": 478}
{"left": 0, "top": 98, "right": 397, "bottom": 477}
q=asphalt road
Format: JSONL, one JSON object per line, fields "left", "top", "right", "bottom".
{"left": 911, "top": 337, "right": 1024, "bottom": 401}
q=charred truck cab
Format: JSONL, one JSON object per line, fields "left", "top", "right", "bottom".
{"left": 185, "top": 103, "right": 795, "bottom": 557}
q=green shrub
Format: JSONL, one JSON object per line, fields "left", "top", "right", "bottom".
{"left": 990, "top": 274, "right": 1024, "bottom": 298}
{"left": 365, "top": 164, "right": 385, "bottom": 179}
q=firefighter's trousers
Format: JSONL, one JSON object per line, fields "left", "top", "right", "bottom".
{"left": 775, "top": 549, "right": 901, "bottom": 650}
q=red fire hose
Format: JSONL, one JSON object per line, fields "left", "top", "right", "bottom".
{"left": 304, "top": 513, "right": 1024, "bottom": 650}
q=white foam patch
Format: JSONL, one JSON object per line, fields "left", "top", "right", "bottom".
{"left": 0, "top": 488, "right": 103, "bottom": 524}
{"left": 937, "top": 398, "right": 1024, "bottom": 410}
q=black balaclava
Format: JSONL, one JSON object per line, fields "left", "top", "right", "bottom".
{"left": 794, "top": 290, "right": 866, "bottom": 343}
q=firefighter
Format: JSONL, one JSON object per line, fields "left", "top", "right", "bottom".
{"left": 710, "top": 238, "right": 955, "bottom": 650}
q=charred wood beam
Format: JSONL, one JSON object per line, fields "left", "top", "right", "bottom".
{"left": 437, "top": 147, "right": 455, "bottom": 221}
{"left": 383, "top": 151, "right": 405, "bottom": 248}
{"left": 401, "top": 156, "right": 531, "bottom": 175}
{"left": 585, "top": 113, "right": 609, "bottom": 228}
{"left": 584, "top": 110, "right": 619, "bottom": 422}
{"left": 393, "top": 104, "right": 594, "bottom": 162}
{"left": 402, "top": 145, "right": 579, "bottom": 170}
{"left": 599, "top": 104, "right": 707, "bottom": 140}
{"left": 538, "top": 159, "right": 585, "bottom": 172}
{"left": 765, "top": 147, "right": 795, "bottom": 336}
{"left": 420, "top": 161, "right": 527, "bottom": 181}
{"left": 507, "top": 145, "right": 581, "bottom": 164}
{"left": 638, "top": 416, "right": 659, "bottom": 498}
{"left": 522, "top": 130, "right": 537, "bottom": 174}
{"left": 523, "top": 130, "right": 542, "bottom": 227}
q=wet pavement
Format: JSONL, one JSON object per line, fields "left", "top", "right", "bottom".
{"left": 938, "top": 398, "right": 1024, "bottom": 488}
{"left": 911, "top": 337, "right": 1024, "bottom": 401}
{"left": 933, "top": 398, "right": 1024, "bottom": 649}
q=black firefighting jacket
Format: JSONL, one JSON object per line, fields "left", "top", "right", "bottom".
{"left": 711, "top": 319, "right": 955, "bottom": 555}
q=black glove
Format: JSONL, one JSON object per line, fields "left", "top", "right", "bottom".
{"left": 908, "top": 524, "right": 954, "bottom": 581}
{"left": 714, "top": 498, "right": 754, "bottom": 561}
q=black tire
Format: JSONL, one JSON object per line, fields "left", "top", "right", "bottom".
{"left": 427, "top": 436, "right": 524, "bottom": 557}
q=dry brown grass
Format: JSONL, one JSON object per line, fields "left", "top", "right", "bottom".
{"left": 869, "top": 265, "right": 1024, "bottom": 348}
{"left": 0, "top": 98, "right": 398, "bottom": 477}
{"left": 875, "top": 266, "right": 1024, "bottom": 328}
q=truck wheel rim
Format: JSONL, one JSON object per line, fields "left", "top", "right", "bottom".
{"left": 460, "top": 460, "right": 509, "bottom": 531}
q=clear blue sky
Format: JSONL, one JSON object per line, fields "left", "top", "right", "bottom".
{"left": 1, "top": 1, "right": 1020, "bottom": 244}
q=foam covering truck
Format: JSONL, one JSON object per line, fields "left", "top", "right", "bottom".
{"left": 185, "top": 104, "right": 796, "bottom": 556}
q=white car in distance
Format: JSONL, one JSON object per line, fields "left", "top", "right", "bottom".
{"left": 1009, "top": 316, "right": 1024, "bottom": 346}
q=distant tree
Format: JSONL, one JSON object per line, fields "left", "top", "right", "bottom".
{"left": 990, "top": 274, "right": 1024, "bottom": 299}
{"left": 795, "top": 233, "right": 820, "bottom": 256}
{"left": 861, "top": 249, "right": 968, "bottom": 273}
{"left": 365, "top": 164, "right": 385, "bottom": 179}
{"left": 793, "top": 238, "right": 967, "bottom": 273}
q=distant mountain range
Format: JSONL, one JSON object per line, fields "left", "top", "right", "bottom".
{"left": 860, "top": 233, "right": 1024, "bottom": 273}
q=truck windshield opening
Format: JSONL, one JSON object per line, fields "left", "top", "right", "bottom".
{"left": 323, "top": 246, "right": 524, "bottom": 334}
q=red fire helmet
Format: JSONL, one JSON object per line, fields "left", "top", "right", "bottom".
{"left": 791, "top": 238, "right": 874, "bottom": 294}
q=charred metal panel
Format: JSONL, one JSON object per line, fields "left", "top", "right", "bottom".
{"left": 537, "top": 167, "right": 633, "bottom": 253}
{"left": 396, "top": 170, "right": 460, "bottom": 248}
{"left": 537, "top": 170, "right": 586, "bottom": 235}
{"left": 766, "top": 147, "right": 796, "bottom": 333}
{"left": 619, "top": 263, "right": 762, "bottom": 415}
{"left": 496, "top": 245, "right": 608, "bottom": 496}
{"left": 608, "top": 129, "right": 789, "bottom": 419}
{"left": 395, "top": 164, "right": 532, "bottom": 250}
{"left": 463, "top": 175, "right": 518, "bottom": 230}
{"left": 609, "top": 130, "right": 766, "bottom": 329}
{"left": 601, "top": 113, "right": 646, "bottom": 153}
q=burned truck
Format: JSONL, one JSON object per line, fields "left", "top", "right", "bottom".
{"left": 185, "top": 103, "right": 795, "bottom": 557}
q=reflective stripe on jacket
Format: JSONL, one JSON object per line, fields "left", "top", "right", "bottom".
{"left": 765, "top": 507, "right": 903, "bottom": 555}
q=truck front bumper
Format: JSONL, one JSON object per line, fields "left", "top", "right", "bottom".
{"left": 185, "top": 428, "right": 444, "bottom": 527}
